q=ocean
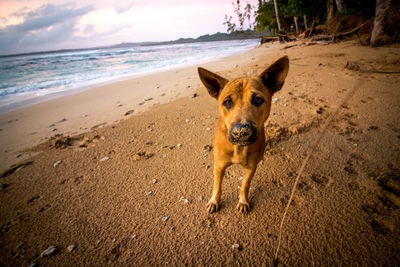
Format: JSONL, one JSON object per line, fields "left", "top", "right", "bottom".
{"left": 0, "top": 39, "right": 259, "bottom": 113}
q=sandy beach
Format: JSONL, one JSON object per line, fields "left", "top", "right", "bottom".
{"left": 1, "top": 40, "right": 399, "bottom": 265}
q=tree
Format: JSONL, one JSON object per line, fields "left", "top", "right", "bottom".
{"left": 254, "top": 0, "right": 327, "bottom": 34}
{"left": 335, "top": 0, "right": 346, "bottom": 12}
{"left": 244, "top": 2, "right": 254, "bottom": 29}
{"left": 273, "top": 0, "right": 282, "bottom": 31}
{"left": 371, "top": 0, "right": 400, "bottom": 46}
{"left": 223, "top": 0, "right": 256, "bottom": 33}
{"left": 223, "top": 15, "right": 237, "bottom": 33}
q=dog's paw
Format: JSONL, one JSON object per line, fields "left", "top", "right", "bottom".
{"left": 237, "top": 201, "right": 251, "bottom": 213}
{"left": 207, "top": 201, "right": 219, "bottom": 213}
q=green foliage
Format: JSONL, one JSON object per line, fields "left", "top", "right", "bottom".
{"left": 254, "top": 1, "right": 277, "bottom": 32}
{"left": 254, "top": 0, "right": 327, "bottom": 33}
{"left": 223, "top": 0, "right": 255, "bottom": 33}
{"left": 254, "top": 0, "right": 375, "bottom": 33}
{"left": 223, "top": 15, "right": 237, "bottom": 33}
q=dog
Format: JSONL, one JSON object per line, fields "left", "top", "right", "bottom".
{"left": 198, "top": 56, "right": 289, "bottom": 213}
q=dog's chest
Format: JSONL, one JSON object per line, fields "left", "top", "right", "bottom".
{"left": 231, "top": 146, "right": 249, "bottom": 165}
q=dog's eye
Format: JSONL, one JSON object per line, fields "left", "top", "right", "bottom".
{"left": 252, "top": 96, "right": 264, "bottom": 107}
{"left": 223, "top": 98, "right": 233, "bottom": 109}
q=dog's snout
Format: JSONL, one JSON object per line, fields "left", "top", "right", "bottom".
{"left": 231, "top": 124, "right": 251, "bottom": 138}
{"left": 228, "top": 123, "right": 257, "bottom": 146}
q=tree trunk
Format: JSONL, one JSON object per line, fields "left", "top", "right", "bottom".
{"left": 294, "top": 16, "right": 299, "bottom": 36}
{"left": 335, "top": 0, "right": 345, "bottom": 12}
{"left": 273, "top": 0, "right": 282, "bottom": 32}
{"left": 327, "top": 0, "right": 335, "bottom": 26}
{"left": 371, "top": 0, "right": 396, "bottom": 46}
{"left": 303, "top": 14, "right": 308, "bottom": 30}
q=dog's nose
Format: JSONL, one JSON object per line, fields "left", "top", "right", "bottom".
{"left": 229, "top": 123, "right": 257, "bottom": 146}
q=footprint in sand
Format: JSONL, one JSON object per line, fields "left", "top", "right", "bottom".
{"left": 0, "top": 161, "right": 33, "bottom": 178}
{"left": 311, "top": 173, "right": 330, "bottom": 187}
{"left": 362, "top": 169, "right": 400, "bottom": 235}
{"left": 50, "top": 134, "right": 104, "bottom": 149}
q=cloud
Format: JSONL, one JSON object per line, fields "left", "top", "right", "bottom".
{"left": 0, "top": 3, "right": 93, "bottom": 55}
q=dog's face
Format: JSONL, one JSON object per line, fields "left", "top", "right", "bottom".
{"left": 198, "top": 56, "right": 289, "bottom": 146}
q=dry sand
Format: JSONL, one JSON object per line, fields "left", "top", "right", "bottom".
{"left": 0, "top": 40, "right": 399, "bottom": 266}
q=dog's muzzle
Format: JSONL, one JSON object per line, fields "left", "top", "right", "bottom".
{"left": 228, "top": 123, "right": 258, "bottom": 146}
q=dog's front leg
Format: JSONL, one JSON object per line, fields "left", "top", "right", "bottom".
{"left": 207, "top": 162, "right": 228, "bottom": 213}
{"left": 237, "top": 165, "right": 257, "bottom": 213}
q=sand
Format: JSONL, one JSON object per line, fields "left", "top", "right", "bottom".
{"left": 0, "top": 40, "right": 399, "bottom": 266}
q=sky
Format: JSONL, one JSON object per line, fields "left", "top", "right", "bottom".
{"left": 0, "top": 0, "right": 259, "bottom": 55}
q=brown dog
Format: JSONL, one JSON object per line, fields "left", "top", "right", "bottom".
{"left": 198, "top": 56, "right": 289, "bottom": 213}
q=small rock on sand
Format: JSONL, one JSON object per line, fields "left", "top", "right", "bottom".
{"left": 57, "top": 118, "right": 67, "bottom": 123}
{"left": 29, "top": 262, "right": 39, "bottom": 267}
{"left": 152, "top": 179, "right": 158, "bottom": 184}
{"left": 100, "top": 156, "right": 110, "bottom": 162}
{"left": 67, "top": 244, "right": 76, "bottom": 252}
{"left": 53, "top": 160, "right": 62, "bottom": 167}
{"left": 41, "top": 245, "right": 58, "bottom": 257}
{"left": 162, "top": 216, "right": 169, "bottom": 221}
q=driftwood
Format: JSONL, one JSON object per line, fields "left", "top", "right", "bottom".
{"left": 260, "top": 36, "right": 279, "bottom": 44}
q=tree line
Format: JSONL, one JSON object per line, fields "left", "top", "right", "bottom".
{"left": 224, "top": 0, "right": 399, "bottom": 46}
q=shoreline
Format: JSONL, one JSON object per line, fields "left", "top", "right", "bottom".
{"left": 0, "top": 39, "right": 259, "bottom": 115}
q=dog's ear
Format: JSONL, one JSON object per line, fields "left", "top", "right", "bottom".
{"left": 258, "top": 56, "right": 289, "bottom": 94}
{"left": 198, "top": 67, "right": 228, "bottom": 99}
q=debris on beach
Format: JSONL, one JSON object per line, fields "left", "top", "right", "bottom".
{"left": 41, "top": 245, "right": 58, "bottom": 257}
{"left": 162, "top": 216, "right": 169, "bottom": 222}
{"left": 152, "top": 179, "right": 158, "bottom": 184}
{"left": 144, "top": 97, "right": 153, "bottom": 101}
{"left": 100, "top": 156, "right": 110, "bottom": 162}
{"left": 124, "top": 110, "right": 134, "bottom": 116}
{"left": 53, "top": 160, "right": 62, "bottom": 167}
{"left": 179, "top": 196, "right": 192, "bottom": 204}
{"left": 146, "top": 191, "right": 153, "bottom": 196}
{"left": 232, "top": 243, "right": 241, "bottom": 250}
{"left": 57, "top": 118, "right": 67, "bottom": 123}
{"left": 190, "top": 93, "right": 198, "bottom": 98}
{"left": 133, "top": 152, "right": 154, "bottom": 161}
{"left": 67, "top": 244, "right": 76, "bottom": 252}
{"left": 272, "top": 97, "right": 279, "bottom": 103}
{"left": 176, "top": 144, "right": 182, "bottom": 148}
{"left": 203, "top": 145, "right": 213, "bottom": 151}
